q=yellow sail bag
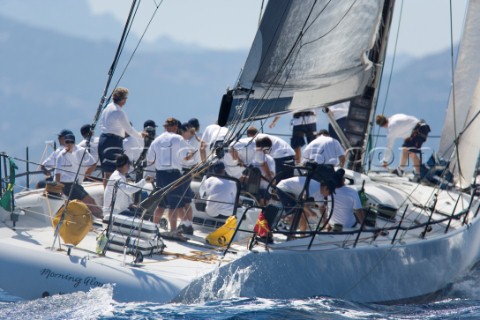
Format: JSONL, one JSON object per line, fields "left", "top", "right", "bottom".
{"left": 205, "top": 216, "right": 237, "bottom": 247}
{"left": 52, "top": 200, "right": 92, "bottom": 246}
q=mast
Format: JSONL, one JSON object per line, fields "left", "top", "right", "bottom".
{"left": 51, "top": 0, "right": 141, "bottom": 249}
{"left": 224, "top": 1, "right": 388, "bottom": 127}
{"left": 343, "top": 0, "right": 396, "bottom": 172}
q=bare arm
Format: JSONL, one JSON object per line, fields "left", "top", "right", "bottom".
{"left": 339, "top": 155, "right": 346, "bottom": 168}
{"left": 354, "top": 209, "right": 365, "bottom": 224}
{"left": 200, "top": 141, "right": 208, "bottom": 162}
{"left": 84, "top": 164, "right": 97, "bottom": 180}
{"left": 269, "top": 116, "right": 280, "bottom": 129}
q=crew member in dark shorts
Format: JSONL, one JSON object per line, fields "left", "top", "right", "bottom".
{"left": 98, "top": 87, "right": 146, "bottom": 188}
{"left": 270, "top": 110, "right": 317, "bottom": 164}
{"left": 146, "top": 118, "right": 194, "bottom": 233}
{"left": 55, "top": 133, "right": 103, "bottom": 219}
{"left": 376, "top": 113, "right": 430, "bottom": 181}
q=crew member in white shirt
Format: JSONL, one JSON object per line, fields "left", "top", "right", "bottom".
{"left": 146, "top": 118, "right": 194, "bottom": 233}
{"left": 180, "top": 122, "right": 201, "bottom": 169}
{"left": 376, "top": 113, "right": 430, "bottom": 178}
{"left": 246, "top": 137, "right": 276, "bottom": 206}
{"left": 269, "top": 109, "right": 317, "bottom": 164}
{"left": 98, "top": 87, "right": 146, "bottom": 187}
{"left": 229, "top": 127, "right": 295, "bottom": 182}
{"left": 55, "top": 133, "right": 103, "bottom": 219}
{"left": 198, "top": 161, "right": 238, "bottom": 218}
{"left": 123, "top": 131, "right": 144, "bottom": 167}
{"left": 328, "top": 169, "right": 364, "bottom": 230}
{"left": 77, "top": 124, "right": 100, "bottom": 183}
{"left": 276, "top": 175, "right": 333, "bottom": 232}
{"left": 38, "top": 129, "right": 73, "bottom": 188}
{"left": 255, "top": 130, "right": 295, "bottom": 182}
{"left": 177, "top": 122, "right": 201, "bottom": 235}
{"left": 302, "top": 130, "right": 345, "bottom": 167}
{"left": 187, "top": 118, "right": 201, "bottom": 137}
{"left": 103, "top": 154, "right": 152, "bottom": 215}
{"left": 200, "top": 123, "right": 229, "bottom": 161}
{"left": 226, "top": 127, "right": 257, "bottom": 179}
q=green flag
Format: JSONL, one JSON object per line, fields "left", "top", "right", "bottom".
{"left": 0, "top": 158, "right": 18, "bottom": 212}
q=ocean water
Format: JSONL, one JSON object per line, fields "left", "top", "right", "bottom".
{"left": 2, "top": 266, "right": 480, "bottom": 320}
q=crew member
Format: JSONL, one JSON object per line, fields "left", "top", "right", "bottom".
{"left": 376, "top": 113, "right": 430, "bottom": 181}
{"left": 98, "top": 87, "right": 146, "bottom": 187}
{"left": 78, "top": 124, "right": 99, "bottom": 182}
{"left": 198, "top": 161, "right": 238, "bottom": 218}
{"left": 103, "top": 154, "right": 152, "bottom": 215}
{"left": 328, "top": 169, "right": 364, "bottom": 230}
{"left": 302, "top": 129, "right": 345, "bottom": 167}
{"left": 146, "top": 118, "right": 193, "bottom": 233}
{"left": 200, "top": 123, "right": 228, "bottom": 161}
{"left": 275, "top": 175, "right": 334, "bottom": 232}
{"left": 55, "top": 133, "right": 103, "bottom": 219}
{"left": 38, "top": 129, "right": 73, "bottom": 188}
{"left": 270, "top": 109, "right": 317, "bottom": 164}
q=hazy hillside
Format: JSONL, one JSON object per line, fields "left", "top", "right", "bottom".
{"left": 0, "top": 14, "right": 247, "bottom": 165}
{"left": 378, "top": 51, "right": 453, "bottom": 135}
{"left": 0, "top": 10, "right": 457, "bottom": 174}
{"left": 0, "top": 0, "right": 211, "bottom": 53}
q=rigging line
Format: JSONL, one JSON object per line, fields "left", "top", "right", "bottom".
{"left": 449, "top": 0, "right": 462, "bottom": 181}
{"left": 98, "top": 1, "right": 141, "bottom": 109}
{"left": 66, "top": 1, "right": 148, "bottom": 204}
{"left": 223, "top": 29, "right": 291, "bottom": 131}
{"left": 230, "top": 1, "right": 348, "bottom": 136}
{"left": 90, "top": 0, "right": 141, "bottom": 132}
{"left": 249, "top": 1, "right": 360, "bottom": 126}
{"left": 300, "top": 0, "right": 356, "bottom": 47}
{"left": 433, "top": 2, "right": 471, "bottom": 184}
{"left": 265, "top": 0, "right": 323, "bottom": 87}
{"left": 237, "top": 0, "right": 311, "bottom": 98}
{"left": 437, "top": 106, "right": 480, "bottom": 187}
{"left": 112, "top": 0, "right": 166, "bottom": 90}
{"left": 369, "top": 0, "right": 404, "bottom": 159}
{"left": 340, "top": 201, "right": 464, "bottom": 298}
{"left": 226, "top": 4, "right": 319, "bottom": 129}
{"left": 52, "top": 0, "right": 142, "bottom": 249}
{"left": 258, "top": 0, "right": 265, "bottom": 27}
{"left": 232, "top": 1, "right": 322, "bottom": 125}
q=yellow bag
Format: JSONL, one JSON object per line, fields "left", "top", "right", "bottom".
{"left": 52, "top": 200, "right": 92, "bottom": 246}
{"left": 205, "top": 216, "right": 237, "bottom": 246}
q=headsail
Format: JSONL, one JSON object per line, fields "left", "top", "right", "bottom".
{"left": 226, "top": 0, "right": 385, "bottom": 123}
{"left": 438, "top": 1, "right": 480, "bottom": 188}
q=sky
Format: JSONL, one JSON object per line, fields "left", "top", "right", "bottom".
{"left": 87, "top": 0, "right": 265, "bottom": 51}
{"left": 87, "top": 0, "right": 468, "bottom": 58}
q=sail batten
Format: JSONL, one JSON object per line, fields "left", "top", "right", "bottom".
{"left": 229, "top": 0, "right": 385, "bottom": 122}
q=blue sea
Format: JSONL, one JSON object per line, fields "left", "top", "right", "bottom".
{"left": 2, "top": 265, "right": 480, "bottom": 320}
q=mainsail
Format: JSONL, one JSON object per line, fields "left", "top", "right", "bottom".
{"left": 438, "top": 0, "right": 480, "bottom": 188}
{"left": 226, "top": 0, "right": 385, "bottom": 123}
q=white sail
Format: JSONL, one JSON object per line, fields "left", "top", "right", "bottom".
{"left": 438, "top": 0, "right": 480, "bottom": 188}
{"left": 231, "top": 0, "right": 385, "bottom": 121}
{"left": 454, "top": 79, "right": 480, "bottom": 188}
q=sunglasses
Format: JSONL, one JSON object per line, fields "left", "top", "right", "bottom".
{"left": 65, "top": 141, "right": 75, "bottom": 144}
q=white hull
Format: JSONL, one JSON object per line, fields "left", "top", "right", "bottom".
{"left": 0, "top": 243, "right": 187, "bottom": 303}
{"left": 2, "top": 173, "right": 480, "bottom": 303}
{"left": 180, "top": 219, "right": 480, "bottom": 303}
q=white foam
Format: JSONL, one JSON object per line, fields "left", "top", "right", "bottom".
{"left": 0, "top": 284, "right": 114, "bottom": 320}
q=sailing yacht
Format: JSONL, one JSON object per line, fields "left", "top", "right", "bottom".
{"left": 1, "top": 0, "right": 480, "bottom": 304}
